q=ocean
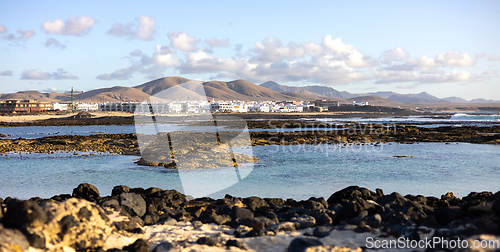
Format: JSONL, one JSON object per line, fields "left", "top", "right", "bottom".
{"left": 0, "top": 114, "right": 499, "bottom": 200}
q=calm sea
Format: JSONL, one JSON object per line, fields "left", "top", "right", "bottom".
{"left": 0, "top": 114, "right": 499, "bottom": 200}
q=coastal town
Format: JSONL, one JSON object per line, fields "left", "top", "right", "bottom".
{"left": 0, "top": 99, "right": 369, "bottom": 114}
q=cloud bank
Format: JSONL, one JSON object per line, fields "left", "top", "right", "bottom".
{"left": 42, "top": 16, "right": 96, "bottom": 36}
{"left": 107, "top": 15, "right": 156, "bottom": 41}
{"left": 21, "top": 69, "right": 78, "bottom": 80}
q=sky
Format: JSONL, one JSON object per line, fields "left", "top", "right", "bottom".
{"left": 0, "top": 0, "right": 499, "bottom": 100}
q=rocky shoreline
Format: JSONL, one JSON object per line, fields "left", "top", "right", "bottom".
{"left": 0, "top": 124, "right": 498, "bottom": 158}
{"left": 0, "top": 184, "right": 499, "bottom": 251}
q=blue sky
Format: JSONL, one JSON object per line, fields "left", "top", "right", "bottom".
{"left": 1, "top": 0, "right": 499, "bottom": 100}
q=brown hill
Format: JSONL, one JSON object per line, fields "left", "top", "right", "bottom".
{"left": 78, "top": 86, "right": 153, "bottom": 103}
{"left": 134, "top": 76, "right": 191, "bottom": 95}
{"left": 0, "top": 91, "right": 70, "bottom": 102}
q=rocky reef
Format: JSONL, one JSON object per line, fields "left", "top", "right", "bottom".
{"left": 1, "top": 184, "right": 499, "bottom": 251}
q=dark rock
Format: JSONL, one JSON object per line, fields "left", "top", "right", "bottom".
{"left": 290, "top": 215, "right": 316, "bottom": 229}
{"left": 119, "top": 193, "right": 146, "bottom": 217}
{"left": 158, "top": 217, "right": 178, "bottom": 226}
{"left": 327, "top": 186, "right": 378, "bottom": 205}
{"left": 20, "top": 227, "right": 45, "bottom": 249}
{"left": 398, "top": 226, "right": 420, "bottom": 240}
{"left": 239, "top": 216, "right": 275, "bottom": 230}
{"left": 243, "top": 197, "right": 269, "bottom": 213}
{"left": 376, "top": 192, "right": 408, "bottom": 209}
{"left": 192, "top": 220, "right": 203, "bottom": 229}
{"left": 143, "top": 212, "right": 160, "bottom": 225}
{"left": 312, "top": 226, "right": 333, "bottom": 238}
{"left": 0, "top": 228, "right": 30, "bottom": 252}
{"left": 434, "top": 206, "right": 462, "bottom": 225}
{"left": 72, "top": 183, "right": 101, "bottom": 202}
{"left": 316, "top": 212, "right": 332, "bottom": 226}
{"left": 196, "top": 236, "right": 222, "bottom": 246}
{"left": 3, "top": 200, "right": 47, "bottom": 228}
{"left": 231, "top": 206, "right": 254, "bottom": 221}
{"left": 59, "top": 215, "right": 78, "bottom": 235}
{"left": 50, "top": 194, "right": 72, "bottom": 202}
{"left": 339, "top": 196, "right": 378, "bottom": 219}
{"left": 303, "top": 200, "right": 325, "bottom": 211}
{"left": 123, "top": 239, "right": 149, "bottom": 252}
{"left": 469, "top": 215, "right": 499, "bottom": 233}
{"left": 245, "top": 228, "right": 264, "bottom": 237}
{"left": 365, "top": 213, "right": 382, "bottom": 228}
{"left": 287, "top": 238, "right": 323, "bottom": 252}
{"left": 266, "top": 222, "right": 298, "bottom": 233}
{"left": 376, "top": 188, "right": 384, "bottom": 197}
{"left": 492, "top": 199, "right": 500, "bottom": 216}
{"left": 265, "top": 198, "right": 286, "bottom": 206}
{"left": 355, "top": 221, "right": 371, "bottom": 233}
{"left": 153, "top": 241, "right": 182, "bottom": 252}
{"left": 226, "top": 239, "right": 246, "bottom": 250}
{"left": 112, "top": 185, "right": 131, "bottom": 196}
{"left": 99, "top": 199, "right": 121, "bottom": 212}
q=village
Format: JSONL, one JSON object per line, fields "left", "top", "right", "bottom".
{"left": 0, "top": 99, "right": 369, "bottom": 114}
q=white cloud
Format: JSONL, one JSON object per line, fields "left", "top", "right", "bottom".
{"left": 253, "top": 37, "right": 305, "bottom": 62}
{"left": 153, "top": 45, "right": 179, "bottom": 67}
{"left": 488, "top": 55, "right": 500, "bottom": 61}
{"left": 435, "top": 50, "right": 476, "bottom": 67}
{"left": 406, "top": 55, "right": 436, "bottom": 72}
{"left": 0, "top": 25, "right": 6, "bottom": 33}
{"left": 42, "top": 16, "right": 96, "bottom": 36}
{"left": 301, "top": 42, "right": 323, "bottom": 56}
{"left": 130, "top": 49, "right": 143, "bottom": 57}
{"left": 0, "top": 70, "right": 13, "bottom": 76}
{"left": 206, "top": 37, "right": 230, "bottom": 48}
{"left": 475, "top": 53, "right": 487, "bottom": 59}
{"left": 420, "top": 69, "right": 472, "bottom": 83}
{"left": 168, "top": 32, "right": 197, "bottom": 52}
{"left": 20, "top": 69, "right": 51, "bottom": 80}
{"left": 107, "top": 15, "right": 156, "bottom": 40}
{"left": 20, "top": 69, "right": 78, "bottom": 80}
{"left": 3, "top": 28, "right": 35, "bottom": 41}
{"left": 96, "top": 64, "right": 142, "bottom": 80}
{"left": 51, "top": 68, "right": 78, "bottom": 80}
{"left": 372, "top": 68, "right": 419, "bottom": 83}
{"left": 44, "top": 37, "right": 66, "bottom": 49}
{"left": 383, "top": 47, "right": 409, "bottom": 61}
{"left": 321, "top": 35, "right": 371, "bottom": 68}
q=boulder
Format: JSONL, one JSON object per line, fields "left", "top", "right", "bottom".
{"left": 243, "top": 197, "right": 269, "bottom": 213}
{"left": 290, "top": 215, "right": 316, "bottom": 229}
{"left": 376, "top": 192, "right": 408, "bottom": 209}
{"left": 123, "top": 239, "right": 149, "bottom": 252}
{"left": 312, "top": 226, "right": 334, "bottom": 238}
{"left": 72, "top": 183, "right": 101, "bottom": 202}
{"left": 196, "top": 236, "right": 222, "bottom": 246}
{"left": 112, "top": 185, "right": 131, "bottom": 196}
{"left": 39, "top": 198, "right": 113, "bottom": 250}
{"left": 119, "top": 193, "right": 147, "bottom": 217}
{"left": 287, "top": 238, "right": 323, "bottom": 252}
{"left": 327, "top": 186, "right": 378, "bottom": 205}
{"left": 230, "top": 206, "right": 254, "bottom": 221}
{"left": 226, "top": 239, "right": 246, "bottom": 250}
{"left": 3, "top": 200, "right": 47, "bottom": 228}
{"left": 0, "top": 228, "right": 30, "bottom": 252}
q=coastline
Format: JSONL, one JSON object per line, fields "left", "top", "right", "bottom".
{"left": 1, "top": 184, "right": 499, "bottom": 251}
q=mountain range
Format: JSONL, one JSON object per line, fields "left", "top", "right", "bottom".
{"left": 0, "top": 77, "right": 498, "bottom": 106}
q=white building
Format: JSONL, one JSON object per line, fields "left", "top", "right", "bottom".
{"left": 353, "top": 101, "right": 369, "bottom": 106}
{"left": 53, "top": 102, "right": 69, "bottom": 111}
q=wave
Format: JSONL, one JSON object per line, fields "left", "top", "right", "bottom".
{"left": 450, "top": 114, "right": 500, "bottom": 122}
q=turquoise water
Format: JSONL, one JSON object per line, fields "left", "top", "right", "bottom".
{"left": 1, "top": 142, "right": 499, "bottom": 200}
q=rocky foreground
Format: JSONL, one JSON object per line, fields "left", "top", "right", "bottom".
{"left": 1, "top": 184, "right": 499, "bottom": 251}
